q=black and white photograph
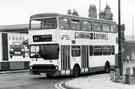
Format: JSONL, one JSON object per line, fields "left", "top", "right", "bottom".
{"left": 0, "top": 0, "right": 135, "bottom": 89}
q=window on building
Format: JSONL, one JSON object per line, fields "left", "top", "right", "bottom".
{"left": 110, "top": 25, "right": 114, "bottom": 32}
{"left": 12, "top": 36, "right": 15, "bottom": 40}
{"left": 126, "top": 67, "right": 131, "bottom": 75}
{"left": 9, "top": 36, "right": 11, "bottom": 40}
{"left": 19, "top": 37, "right": 22, "bottom": 40}
{"left": 72, "top": 46, "right": 80, "bottom": 57}
{"left": 16, "top": 37, "right": 18, "bottom": 40}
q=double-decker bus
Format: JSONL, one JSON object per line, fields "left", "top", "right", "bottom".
{"left": 29, "top": 13, "right": 118, "bottom": 77}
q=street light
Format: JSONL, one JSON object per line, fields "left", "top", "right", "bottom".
{"left": 118, "top": 0, "right": 123, "bottom": 76}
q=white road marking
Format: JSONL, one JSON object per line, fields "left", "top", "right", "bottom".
{"left": 55, "top": 81, "right": 66, "bottom": 89}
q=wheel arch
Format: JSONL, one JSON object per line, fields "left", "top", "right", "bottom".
{"left": 73, "top": 63, "right": 81, "bottom": 70}
{"left": 104, "top": 60, "right": 111, "bottom": 73}
{"left": 105, "top": 61, "right": 110, "bottom": 67}
{"left": 72, "top": 63, "right": 81, "bottom": 77}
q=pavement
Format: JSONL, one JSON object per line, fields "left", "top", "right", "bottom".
{"left": 64, "top": 74, "right": 135, "bottom": 89}
{"left": 0, "top": 70, "right": 29, "bottom": 74}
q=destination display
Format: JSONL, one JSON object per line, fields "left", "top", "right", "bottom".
{"left": 33, "top": 35, "right": 52, "bottom": 42}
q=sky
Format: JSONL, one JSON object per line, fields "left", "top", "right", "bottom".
{"left": 0, "top": 0, "right": 135, "bottom": 35}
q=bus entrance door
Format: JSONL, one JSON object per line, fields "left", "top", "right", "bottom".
{"left": 61, "top": 45, "right": 70, "bottom": 72}
{"left": 81, "top": 46, "right": 89, "bottom": 72}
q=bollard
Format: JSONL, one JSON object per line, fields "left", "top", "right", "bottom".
{"left": 125, "top": 67, "right": 131, "bottom": 84}
{"left": 125, "top": 74, "right": 129, "bottom": 84}
{"left": 110, "top": 71, "right": 114, "bottom": 81}
{"left": 114, "top": 68, "right": 121, "bottom": 82}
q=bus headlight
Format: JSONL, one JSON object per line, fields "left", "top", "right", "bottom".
{"left": 21, "top": 49, "right": 25, "bottom": 51}
{"left": 30, "top": 66, "right": 32, "bottom": 69}
{"left": 56, "top": 66, "right": 58, "bottom": 70}
{"left": 10, "top": 48, "right": 14, "bottom": 51}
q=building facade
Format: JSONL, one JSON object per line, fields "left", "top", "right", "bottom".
{"left": 123, "top": 36, "right": 135, "bottom": 76}
{"left": 0, "top": 24, "right": 29, "bottom": 71}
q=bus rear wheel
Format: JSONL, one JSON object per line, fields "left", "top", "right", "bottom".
{"left": 73, "top": 65, "right": 80, "bottom": 77}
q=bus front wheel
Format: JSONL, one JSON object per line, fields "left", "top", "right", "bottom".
{"left": 72, "top": 65, "right": 80, "bottom": 77}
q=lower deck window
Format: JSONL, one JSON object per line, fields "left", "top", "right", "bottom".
{"left": 89, "top": 45, "right": 115, "bottom": 56}
{"left": 30, "top": 44, "right": 59, "bottom": 59}
{"left": 72, "top": 46, "right": 80, "bottom": 57}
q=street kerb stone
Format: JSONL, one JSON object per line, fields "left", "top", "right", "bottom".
{"left": 0, "top": 70, "right": 29, "bottom": 74}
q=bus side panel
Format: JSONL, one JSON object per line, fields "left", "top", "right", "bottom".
{"left": 89, "top": 56, "right": 115, "bottom": 72}
{"left": 61, "top": 45, "right": 70, "bottom": 75}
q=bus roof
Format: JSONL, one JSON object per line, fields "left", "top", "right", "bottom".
{"left": 30, "top": 13, "right": 115, "bottom": 24}
{"left": 30, "top": 13, "right": 60, "bottom": 19}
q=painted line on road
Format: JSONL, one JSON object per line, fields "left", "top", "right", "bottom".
{"left": 55, "top": 81, "right": 66, "bottom": 89}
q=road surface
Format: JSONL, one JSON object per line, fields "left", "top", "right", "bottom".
{"left": 0, "top": 72, "right": 71, "bottom": 89}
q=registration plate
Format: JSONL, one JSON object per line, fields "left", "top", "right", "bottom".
{"left": 15, "top": 51, "right": 21, "bottom": 54}
{"left": 40, "top": 73, "right": 47, "bottom": 77}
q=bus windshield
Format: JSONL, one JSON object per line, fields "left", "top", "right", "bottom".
{"left": 30, "top": 44, "right": 59, "bottom": 59}
{"left": 30, "top": 18, "right": 57, "bottom": 30}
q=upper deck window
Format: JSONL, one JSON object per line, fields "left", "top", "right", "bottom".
{"left": 81, "top": 21, "right": 91, "bottom": 31}
{"left": 71, "top": 19, "right": 80, "bottom": 30}
{"left": 102, "top": 24, "right": 110, "bottom": 32}
{"left": 30, "top": 18, "right": 57, "bottom": 30}
{"left": 110, "top": 25, "right": 117, "bottom": 32}
{"left": 59, "top": 17, "right": 71, "bottom": 30}
{"left": 92, "top": 23, "right": 101, "bottom": 31}
{"left": 59, "top": 17, "right": 81, "bottom": 31}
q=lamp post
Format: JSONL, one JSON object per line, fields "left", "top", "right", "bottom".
{"left": 99, "top": 0, "right": 101, "bottom": 13}
{"left": 118, "top": 0, "right": 123, "bottom": 76}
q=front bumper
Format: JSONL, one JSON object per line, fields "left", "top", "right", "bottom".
{"left": 30, "top": 64, "right": 58, "bottom": 74}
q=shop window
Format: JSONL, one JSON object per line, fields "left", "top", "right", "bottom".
{"left": 126, "top": 67, "right": 131, "bottom": 75}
